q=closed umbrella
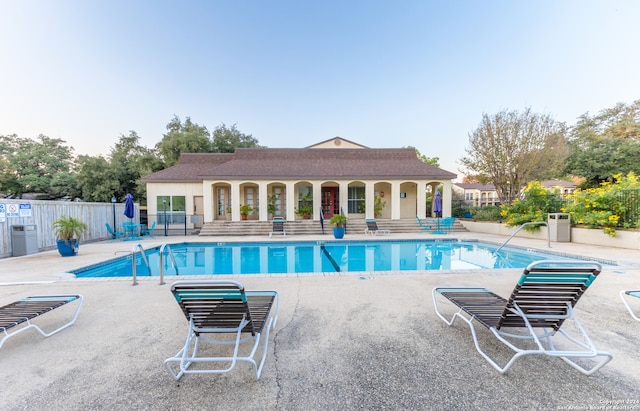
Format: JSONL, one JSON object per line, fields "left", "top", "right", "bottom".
{"left": 124, "top": 193, "right": 135, "bottom": 220}
{"left": 433, "top": 191, "right": 442, "bottom": 218}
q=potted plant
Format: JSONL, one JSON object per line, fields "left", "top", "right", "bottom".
{"left": 295, "top": 194, "right": 313, "bottom": 219}
{"left": 267, "top": 194, "right": 278, "bottom": 218}
{"left": 226, "top": 206, "right": 232, "bottom": 220}
{"left": 329, "top": 214, "right": 348, "bottom": 239}
{"left": 240, "top": 204, "right": 253, "bottom": 220}
{"left": 52, "top": 215, "right": 88, "bottom": 256}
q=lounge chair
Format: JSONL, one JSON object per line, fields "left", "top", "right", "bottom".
{"left": 106, "top": 223, "right": 124, "bottom": 240}
{"left": 140, "top": 221, "right": 156, "bottom": 238}
{"left": 432, "top": 260, "right": 612, "bottom": 375}
{"left": 364, "top": 219, "right": 390, "bottom": 235}
{"left": 269, "top": 217, "right": 286, "bottom": 238}
{"left": 416, "top": 216, "right": 432, "bottom": 232}
{"left": 164, "top": 280, "right": 279, "bottom": 380}
{"left": 0, "top": 294, "right": 84, "bottom": 350}
{"left": 620, "top": 289, "right": 640, "bottom": 321}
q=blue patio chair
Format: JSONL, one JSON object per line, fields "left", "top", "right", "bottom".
{"left": 140, "top": 221, "right": 156, "bottom": 238}
{"left": 416, "top": 216, "right": 432, "bottom": 232}
{"left": 441, "top": 217, "right": 455, "bottom": 233}
{"left": 432, "top": 260, "right": 612, "bottom": 375}
{"left": 106, "top": 223, "right": 124, "bottom": 240}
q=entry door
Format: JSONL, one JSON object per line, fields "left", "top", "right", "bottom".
{"left": 321, "top": 187, "right": 339, "bottom": 217}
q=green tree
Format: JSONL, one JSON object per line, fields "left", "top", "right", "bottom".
{"left": 406, "top": 146, "right": 439, "bottom": 167}
{"left": 459, "top": 108, "right": 568, "bottom": 203}
{"left": 156, "top": 115, "right": 212, "bottom": 166}
{"left": 0, "top": 134, "right": 76, "bottom": 198}
{"left": 211, "top": 123, "right": 262, "bottom": 153}
{"left": 565, "top": 101, "right": 640, "bottom": 188}
{"left": 75, "top": 155, "right": 120, "bottom": 202}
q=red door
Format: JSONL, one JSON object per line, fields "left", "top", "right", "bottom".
{"left": 321, "top": 187, "right": 339, "bottom": 217}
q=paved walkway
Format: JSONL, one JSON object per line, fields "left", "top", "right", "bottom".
{"left": 1, "top": 232, "right": 639, "bottom": 410}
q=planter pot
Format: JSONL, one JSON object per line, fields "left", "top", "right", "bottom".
{"left": 333, "top": 227, "right": 345, "bottom": 239}
{"left": 241, "top": 215, "right": 248, "bottom": 220}
{"left": 56, "top": 239, "right": 78, "bottom": 257}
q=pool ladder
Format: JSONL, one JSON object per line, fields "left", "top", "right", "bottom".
{"left": 494, "top": 221, "right": 550, "bottom": 254}
{"left": 130, "top": 243, "right": 179, "bottom": 285}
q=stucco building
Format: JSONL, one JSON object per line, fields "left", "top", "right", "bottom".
{"left": 142, "top": 137, "right": 457, "bottom": 230}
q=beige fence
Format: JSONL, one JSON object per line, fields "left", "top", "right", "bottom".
{"left": 0, "top": 199, "right": 139, "bottom": 258}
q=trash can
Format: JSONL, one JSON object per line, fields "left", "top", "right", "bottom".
{"left": 11, "top": 224, "right": 39, "bottom": 256}
{"left": 548, "top": 213, "right": 571, "bottom": 242}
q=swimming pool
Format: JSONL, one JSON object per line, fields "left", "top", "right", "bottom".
{"left": 70, "top": 239, "right": 608, "bottom": 278}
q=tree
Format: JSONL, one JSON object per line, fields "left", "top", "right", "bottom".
{"left": 406, "top": 146, "right": 439, "bottom": 167}
{"left": 211, "top": 123, "right": 262, "bottom": 153}
{"left": 564, "top": 101, "right": 640, "bottom": 188}
{"left": 0, "top": 134, "right": 76, "bottom": 198}
{"left": 459, "top": 108, "right": 568, "bottom": 203}
{"left": 156, "top": 115, "right": 212, "bottom": 166}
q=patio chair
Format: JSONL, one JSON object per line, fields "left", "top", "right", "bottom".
{"left": 1, "top": 294, "right": 84, "bottom": 350}
{"left": 620, "top": 289, "right": 640, "bottom": 321}
{"left": 416, "top": 216, "right": 432, "bottom": 232}
{"left": 364, "top": 219, "right": 390, "bottom": 235}
{"left": 441, "top": 217, "right": 455, "bottom": 233}
{"left": 269, "top": 217, "right": 286, "bottom": 238}
{"left": 140, "top": 221, "right": 156, "bottom": 238}
{"left": 164, "top": 280, "right": 279, "bottom": 380}
{"left": 106, "top": 223, "right": 124, "bottom": 240}
{"left": 432, "top": 260, "right": 612, "bottom": 375}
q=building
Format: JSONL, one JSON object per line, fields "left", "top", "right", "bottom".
{"left": 142, "top": 137, "right": 457, "bottom": 230}
{"left": 541, "top": 180, "right": 577, "bottom": 195}
{"left": 453, "top": 183, "right": 499, "bottom": 207}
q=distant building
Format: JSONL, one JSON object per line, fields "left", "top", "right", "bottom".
{"left": 541, "top": 180, "right": 577, "bottom": 195}
{"left": 453, "top": 183, "right": 499, "bottom": 207}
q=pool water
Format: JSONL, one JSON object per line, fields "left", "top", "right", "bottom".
{"left": 71, "top": 240, "right": 605, "bottom": 278}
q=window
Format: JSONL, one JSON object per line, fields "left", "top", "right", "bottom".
{"left": 157, "top": 196, "right": 186, "bottom": 224}
{"left": 348, "top": 186, "right": 365, "bottom": 213}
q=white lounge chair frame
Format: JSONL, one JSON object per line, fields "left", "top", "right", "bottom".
{"left": 620, "top": 289, "right": 640, "bottom": 321}
{"left": 1, "top": 294, "right": 84, "bottom": 350}
{"left": 269, "top": 217, "right": 286, "bottom": 238}
{"left": 164, "top": 280, "right": 279, "bottom": 380}
{"left": 432, "top": 261, "right": 612, "bottom": 375}
{"left": 364, "top": 219, "right": 390, "bottom": 235}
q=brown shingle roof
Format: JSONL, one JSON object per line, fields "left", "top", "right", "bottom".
{"left": 141, "top": 153, "right": 233, "bottom": 182}
{"left": 143, "top": 147, "right": 456, "bottom": 182}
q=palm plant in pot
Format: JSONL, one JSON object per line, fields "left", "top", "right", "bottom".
{"left": 239, "top": 204, "right": 253, "bottom": 220}
{"left": 52, "top": 215, "right": 88, "bottom": 256}
{"left": 329, "top": 214, "right": 347, "bottom": 239}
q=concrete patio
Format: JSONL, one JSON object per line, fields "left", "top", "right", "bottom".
{"left": 1, "top": 232, "right": 639, "bottom": 410}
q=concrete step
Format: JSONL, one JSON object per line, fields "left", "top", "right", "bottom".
{"left": 198, "top": 219, "right": 467, "bottom": 236}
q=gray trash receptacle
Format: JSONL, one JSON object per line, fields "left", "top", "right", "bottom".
{"left": 11, "top": 224, "right": 39, "bottom": 256}
{"left": 548, "top": 213, "right": 571, "bottom": 242}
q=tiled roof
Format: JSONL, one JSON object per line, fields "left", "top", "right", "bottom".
{"left": 143, "top": 147, "right": 456, "bottom": 182}
{"left": 454, "top": 183, "right": 496, "bottom": 191}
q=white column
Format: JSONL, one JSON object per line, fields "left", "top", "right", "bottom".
{"left": 203, "top": 180, "right": 214, "bottom": 222}
{"left": 442, "top": 180, "right": 453, "bottom": 218}
{"left": 390, "top": 181, "right": 401, "bottom": 220}
{"left": 285, "top": 181, "right": 295, "bottom": 221}
{"left": 339, "top": 181, "right": 349, "bottom": 215}
{"left": 259, "top": 182, "right": 268, "bottom": 221}
{"left": 231, "top": 182, "right": 241, "bottom": 221}
{"left": 365, "top": 181, "right": 375, "bottom": 219}
{"left": 313, "top": 182, "right": 322, "bottom": 220}
{"left": 416, "top": 181, "right": 426, "bottom": 219}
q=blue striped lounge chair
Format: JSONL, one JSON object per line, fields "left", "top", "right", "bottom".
{"left": 164, "top": 280, "right": 279, "bottom": 380}
{"left": 432, "top": 261, "right": 612, "bottom": 375}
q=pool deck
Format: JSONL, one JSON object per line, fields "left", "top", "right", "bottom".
{"left": 1, "top": 232, "right": 639, "bottom": 410}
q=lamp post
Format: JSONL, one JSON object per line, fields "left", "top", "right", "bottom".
{"left": 111, "top": 195, "right": 117, "bottom": 239}
{"left": 163, "top": 198, "right": 168, "bottom": 236}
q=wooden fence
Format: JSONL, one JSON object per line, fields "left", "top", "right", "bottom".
{"left": 0, "top": 199, "right": 139, "bottom": 258}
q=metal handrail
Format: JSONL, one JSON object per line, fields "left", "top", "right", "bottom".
{"left": 159, "top": 243, "right": 179, "bottom": 285}
{"left": 494, "top": 222, "right": 550, "bottom": 254}
{"left": 131, "top": 244, "right": 151, "bottom": 286}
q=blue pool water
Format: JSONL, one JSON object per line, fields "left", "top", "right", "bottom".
{"left": 70, "top": 240, "right": 606, "bottom": 278}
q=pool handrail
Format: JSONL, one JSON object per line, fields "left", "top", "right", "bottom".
{"left": 494, "top": 221, "right": 550, "bottom": 254}
{"left": 131, "top": 243, "right": 152, "bottom": 286}
{"left": 159, "top": 243, "right": 179, "bottom": 285}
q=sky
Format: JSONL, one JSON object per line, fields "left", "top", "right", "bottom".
{"left": 1, "top": 1, "right": 640, "bottom": 181}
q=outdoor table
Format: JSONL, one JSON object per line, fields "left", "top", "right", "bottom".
{"left": 123, "top": 222, "right": 143, "bottom": 241}
{"left": 429, "top": 218, "right": 446, "bottom": 235}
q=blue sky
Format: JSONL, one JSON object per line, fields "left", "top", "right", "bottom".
{"left": 1, "top": 1, "right": 639, "bottom": 181}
